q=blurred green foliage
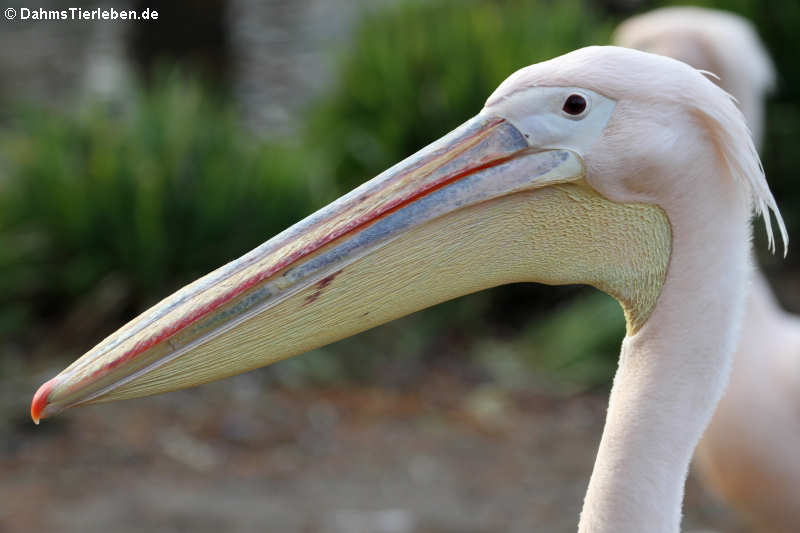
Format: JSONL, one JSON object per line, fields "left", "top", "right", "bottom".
{"left": 0, "top": 77, "right": 317, "bottom": 342}
{"left": 474, "top": 292, "right": 625, "bottom": 390}
{"left": 3, "top": 0, "right": 800, "bottom": 387}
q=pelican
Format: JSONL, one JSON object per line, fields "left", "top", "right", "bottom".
{"left": 616, "top": 9, "right": 800, "bottom": 532}
{"left": 30, "top": 46, "right": 786, "bottom": 533}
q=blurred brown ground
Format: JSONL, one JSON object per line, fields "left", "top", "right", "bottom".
{"left": 2, "top": 371, "right": 745, "bottom": 533}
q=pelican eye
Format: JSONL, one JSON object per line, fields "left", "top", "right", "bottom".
{"left": 562, "top": 93, "right": 588, "bottom": 117}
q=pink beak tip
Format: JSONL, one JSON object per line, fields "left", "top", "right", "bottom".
{"left": 31, "top": 377, "right": 57, "bottom": 424}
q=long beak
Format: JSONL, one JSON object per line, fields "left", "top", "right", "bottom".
{"left": 31, "top": 112, "right": 584, "bottom": 423}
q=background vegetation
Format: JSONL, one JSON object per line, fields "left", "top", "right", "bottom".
{"left": 2, "top": 0, "right": 798, "bottom": 389}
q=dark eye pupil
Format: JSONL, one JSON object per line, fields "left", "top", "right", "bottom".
{"left": 563, "top": 94, "right": 587, "bottom": 115}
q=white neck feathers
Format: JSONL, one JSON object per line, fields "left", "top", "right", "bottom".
{"left": 578, "top": 160, "right": 753, "bottom": 533}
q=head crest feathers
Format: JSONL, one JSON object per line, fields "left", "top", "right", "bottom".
{"left": 690, "top": 84, "right": 788, "bottom": 255}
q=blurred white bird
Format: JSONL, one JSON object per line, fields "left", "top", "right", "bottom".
{"left": 614, "top": 7, "right": 775, "bottom": 144}
{"left": 616, "top": 8, "right": 800, "bottom": 532}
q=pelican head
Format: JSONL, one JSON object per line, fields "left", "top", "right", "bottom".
{"left": 31, "top": 46, "right": 784, "bottom": 423}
